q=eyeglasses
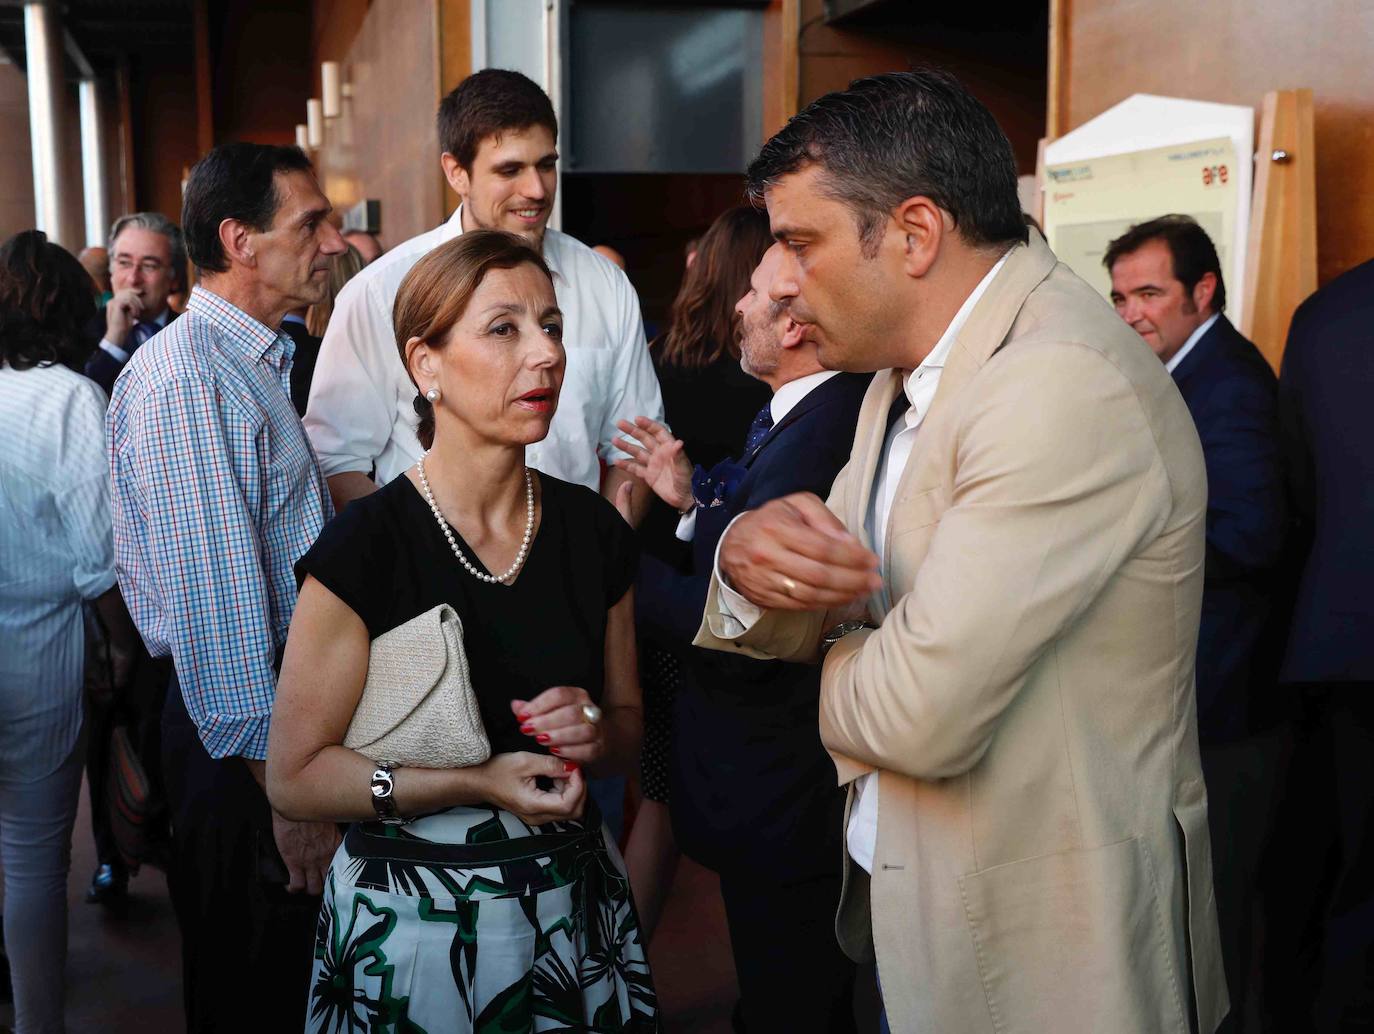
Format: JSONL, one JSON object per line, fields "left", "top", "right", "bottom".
{"left": 113, "top": 257, "right": 170, "bottom": 277}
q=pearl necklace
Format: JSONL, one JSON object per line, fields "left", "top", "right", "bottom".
{"left": 417, "top": 451, "right": 534, "bottom": 585}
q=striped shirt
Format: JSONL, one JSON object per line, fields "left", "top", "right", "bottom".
{"left": 0, "top": 361, "right": 115, "bottom": 779}
{"left": 107, "top": 285, "right": 332, "bottom": 760}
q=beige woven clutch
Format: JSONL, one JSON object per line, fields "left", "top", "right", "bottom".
{"left": 343, "top": 603, "right": 492, "bottom": 768}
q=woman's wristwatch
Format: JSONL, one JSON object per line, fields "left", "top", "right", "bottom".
{"left": 370, "top": 762, "right": 406, "bottom": 825}
{"left": 820, "top": 619, "right": 877, "bottom": 658}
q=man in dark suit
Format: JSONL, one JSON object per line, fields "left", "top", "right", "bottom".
{"left": 84, "top": 212, "right": 184, "bottom": 396}
{"left": 1270, "top": 256, "right": 1374, "bottom": 1030}
{"left": 1107, "top": 215, "right": 1288, "bottom": 1032}
{"left": 279, "top": 309, "right": 322, "bottom": 417}
{"left": 82, "top": 212, "right": 185, "bottom": 907}
{"left": 615, "top": 244, "right": 869, "bottom": 1033}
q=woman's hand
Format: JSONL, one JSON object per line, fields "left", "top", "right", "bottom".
{"left": 476, "top": 751, "right": 585, "bottom": 826}
{"left": 511, "top": 685, "right": 605, "bottom": 766}
{"left": 612, "top": 417, "right": 694, "bottom": 513}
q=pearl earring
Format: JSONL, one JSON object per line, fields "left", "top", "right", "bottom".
{"left": 425, "top": 387, "right": 440, "bottom": 402}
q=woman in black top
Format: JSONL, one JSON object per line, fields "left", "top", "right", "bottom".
{"left": 267, "top": 231, "right": 658, "bottom": 1032}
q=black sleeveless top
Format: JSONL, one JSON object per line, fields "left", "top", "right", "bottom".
{"left": 296, "top": 472, "right": 638, "bottom": 758}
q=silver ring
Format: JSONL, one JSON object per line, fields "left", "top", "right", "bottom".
{"left": 580, "top": 703, "right": 603, "bottom": 726}
{"left": 781, "top": 576, "right": 798, "bottom": 597}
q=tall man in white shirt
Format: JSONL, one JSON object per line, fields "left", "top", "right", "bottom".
{"left": 695, "top": 71, "right": 1227, "bottom": 1032}
{"left": 305, "top": 69, "right": 662, "bottom": 518}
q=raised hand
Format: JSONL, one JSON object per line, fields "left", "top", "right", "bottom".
{"left": 104, "top": 288, "right": 145, "bottom": 346}
{"left": 612, "top": 416, "right": 694, "bottom": 513}
{"left": 719, "top": 492, "right": 882, "bottom": 611}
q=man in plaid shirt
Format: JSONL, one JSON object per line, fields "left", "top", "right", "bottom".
{"left": 107, "top": 142, "right": 346, "bottom": 1030}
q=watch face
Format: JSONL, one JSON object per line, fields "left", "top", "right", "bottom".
{"left": 371, "top": 772, "right": 394, "bottom": 797}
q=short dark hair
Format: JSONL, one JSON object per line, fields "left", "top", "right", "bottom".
{"left": 0, "top": 231, "right": 98, "bottom": 371}
{"left": 437, "top": 69, "right": 558, "bottom": 170}
{"left": 747, "top": 69, "right": 1028, "bottom": 257}
{"left": 1103, "top": 215, "right": 1227, "bottom": 313}
{"left": 181, "top": 143, "right": 315, "bottom": 274}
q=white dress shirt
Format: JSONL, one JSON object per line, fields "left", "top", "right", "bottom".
{"left": 304, "top": 207, "right": 664, "bottom": 491}
{"left": 0, "top": 362, "right": 116, "bottom": 779}
{"left": 1164, "top": 312, "right": 1219, "bottom": 374}
{"left": 675, "top": 370, "right": 839, "bottom": 543}
{"left": 715, "top": 252, "right": 1010, "bottom": 873}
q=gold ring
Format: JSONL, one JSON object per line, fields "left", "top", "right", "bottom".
{"left": 580, "top": 703, "right": 603, "bottom": 726}
{"left": 781, "top": 576, "right": 798, "bottom": 597}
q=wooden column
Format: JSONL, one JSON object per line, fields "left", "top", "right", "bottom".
{"left": 436, "top": 0, "right": 471, "bottom": 218}
{"left": 762, "top": 0, "right": 801, "bottom": 140}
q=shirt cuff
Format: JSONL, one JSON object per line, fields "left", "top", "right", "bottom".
{"left": 99, "top": 338, "right": 130, "bottom": 363}
{"left": 675, "top": 508, "right": 697, "bottom": 542}
{"left": 712, "top": 513, "right": 763, "bottom": 631}
{"left": 196, "top": 710, "right": 272, "bottom": 761}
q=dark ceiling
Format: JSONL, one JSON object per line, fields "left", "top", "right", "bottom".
{"left": 0, "top": 0, "right": 192, "bottom": 77}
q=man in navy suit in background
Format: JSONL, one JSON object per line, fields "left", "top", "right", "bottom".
{"left": 1107, "top": 216, "right": 1288, "bottom": 1032}
{"left": 615, "top": 244, "right": 869, "bottom": 1033}
{"left": 1270, "top": 255, "right": 1374, "bottom": 1030}
{"left": 84, "top": 212, "right": 184, "bottom": 396}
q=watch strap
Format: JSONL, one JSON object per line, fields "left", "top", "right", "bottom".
{"left": 370, "top": 763, "right": 405, "bottom": 825}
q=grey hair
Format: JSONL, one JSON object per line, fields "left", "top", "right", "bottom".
{"left": 108, "top": 211, "right": 187, "bottom": 286}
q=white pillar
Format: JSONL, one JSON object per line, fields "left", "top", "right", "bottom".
{"left": 24, "top": 1, "right": 67, "bottom": 244}
{"left": 79, "top": 78, "right": 109, "bottom": 248}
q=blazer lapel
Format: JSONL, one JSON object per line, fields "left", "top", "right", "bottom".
{"left": 883, "top": 234, "right": 1060, "bottom": 511}
{"left": 744, "top": 372, "right": 858, "bottom": 471}
{"left": 846, "top": 370, "right": 906, "bottom": 554}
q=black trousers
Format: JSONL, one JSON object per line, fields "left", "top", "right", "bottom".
{"left": 86, "top": 650, "right": 170, "bottom": 868}
{"left": 161, "top": 674, "right": 319, "bottom": 1032}
{"left": 1262, "top": 685, "right": 1374, "bottom": 1032}
{"left": 718, "top": 868, "right": 857, "bottom": 1034}
{"left": 1200, "top": 727, "right": 1288, "bottom": 1033}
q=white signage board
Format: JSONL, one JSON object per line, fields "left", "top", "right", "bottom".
{"left": 1044, "top": 95, "right": 1254, "bottom": 328}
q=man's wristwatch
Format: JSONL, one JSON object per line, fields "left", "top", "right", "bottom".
{"left": 820, "top": 619, "right": 876, "bottom": 658}
{"left": 369, "top": 763, "right": 405, "bottom": 825}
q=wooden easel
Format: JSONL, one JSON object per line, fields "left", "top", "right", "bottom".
{"left": 1240, "top": 89, "right": 1317, "bottom": 373}
{"left": 1035, "top": 88, "right": 1317, "bottom": 374}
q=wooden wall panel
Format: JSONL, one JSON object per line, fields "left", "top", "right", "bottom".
{"left": 310, "top": 0, "right": 448, "bottom": 246}
{"left": 130, "top": 51, "right": 200, "bottom": 224}
{"left": 1056, "top": 0, "right": 1374, "bottom": 284}
{"left": 792, "top": 0, "right": 1049, "bottom": 174}
{"left": 211, "top": 1, "right": 313, "bottom": 147}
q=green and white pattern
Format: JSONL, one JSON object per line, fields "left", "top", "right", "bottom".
{"left": 306, "top": 807, "right": 660, "bottom": 1033}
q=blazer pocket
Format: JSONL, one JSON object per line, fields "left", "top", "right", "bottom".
{"left": 886, "top": 486, "right": 943, "bottom": 540}
{"left": 957, "top": 838, "right": 1190, "bottom": 1034}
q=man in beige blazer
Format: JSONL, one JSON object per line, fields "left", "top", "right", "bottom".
{"left": 694, "top": 71, "right": 1228, "bottom": 1033}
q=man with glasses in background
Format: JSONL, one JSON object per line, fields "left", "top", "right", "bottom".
{"left": 84, "top": 212, "right": 186, "bottom": 396}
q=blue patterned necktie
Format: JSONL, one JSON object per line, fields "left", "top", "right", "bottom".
{"left": 743, "top": 403, "right": 774, "bottom": 457}
{"left": 129, "top": 320, "right": 159, "bottom": 353}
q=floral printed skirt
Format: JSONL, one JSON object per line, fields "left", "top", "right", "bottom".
{"left": 307, "top": 805, "right": 660, "bottom": 1033}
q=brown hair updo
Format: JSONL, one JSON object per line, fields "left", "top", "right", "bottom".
{"left": 393, "top": 229, "right": 555, "bottom": 449}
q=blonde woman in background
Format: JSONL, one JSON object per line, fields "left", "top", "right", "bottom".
{"left": 306, "top": 242, "right": 365, "bottom": 338}
{"left": 282, "top": 243, "right": 365, "bottom": 416}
